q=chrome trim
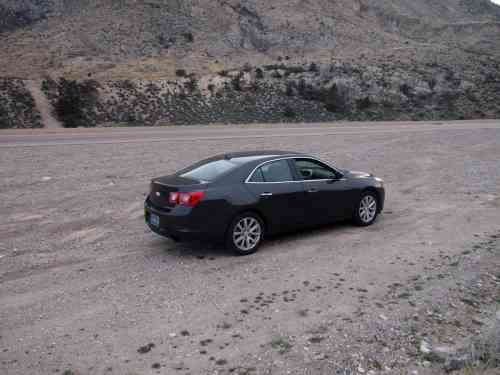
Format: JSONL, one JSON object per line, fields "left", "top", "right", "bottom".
{"left": 244, "top": 156, "right": 345, "bottom": 184}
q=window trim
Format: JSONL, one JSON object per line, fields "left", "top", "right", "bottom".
{"left": 245, "top": 156, "right": 344, "bottom": 184}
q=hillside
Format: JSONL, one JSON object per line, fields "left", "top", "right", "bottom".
{"left": 1, "top": 0, "right": 500, "bottom": 128}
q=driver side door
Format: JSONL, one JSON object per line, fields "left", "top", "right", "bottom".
{"left": 291, "top": 158, "right": 352, "bottom": 224}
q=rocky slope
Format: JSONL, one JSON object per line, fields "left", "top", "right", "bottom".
{"left": 0, "top": 0, "right": 499, "bottom": 128}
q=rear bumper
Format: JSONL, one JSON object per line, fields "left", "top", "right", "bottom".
{"left": 144, "top": 197, "right": 219, "bottom": 242}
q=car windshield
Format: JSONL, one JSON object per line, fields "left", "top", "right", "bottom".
{"left": 179, "top": 159, "right": 239, "bottom": 182}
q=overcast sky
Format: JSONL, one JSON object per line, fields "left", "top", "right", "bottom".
{"left": 492, "top": 0, "right": 500, "bottom": 5}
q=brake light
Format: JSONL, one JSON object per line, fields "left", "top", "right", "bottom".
{"left": 169, "top": 191, "right": 204, "bottom": 206}
{"left": 169, "top": 192, "right": 180, "bottom": 204}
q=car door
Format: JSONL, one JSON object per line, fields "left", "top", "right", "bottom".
{"left": 291, "top": 158, "right": 352, "bottom": 223}
{"left": 245, "top": 159, "right": 306, "bottom": 233}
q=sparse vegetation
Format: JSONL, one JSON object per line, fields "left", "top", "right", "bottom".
{"left": 255, "top": 68, "right": 264, "bottom": 79}
{"left": 54, "top": 78, "right": 98, "bottom": 128}
{"left": 283, "top": 105, "right": 296, "bottom": 118}
{"left": 182, "top": 32, "right": 194, "bottom": 43}
{"left": 175, "top": 69, "right": 187, "bottom": 77}
{"left": 271, "top": 336, "right": 292, "bottom": 354}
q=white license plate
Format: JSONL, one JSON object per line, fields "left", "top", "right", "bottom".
{"left": 150, "top": 213, "right": 160, "bottom": 227}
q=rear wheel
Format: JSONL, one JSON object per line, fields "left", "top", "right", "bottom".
{"left": 226, "top": 213, "right": 264, "bottom": 255}
{"left": 354, "top": 191, "right": 378, "bottom": 226}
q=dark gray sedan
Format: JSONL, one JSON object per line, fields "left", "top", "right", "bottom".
{"left": 145, "top": 151, "right": 385, "bottom": 255}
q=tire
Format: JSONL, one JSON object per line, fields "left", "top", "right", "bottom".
{"left": 354, "top": 191, "right": 379, "bottom": 226}
{"left": 226, "top": 212, "right": 264, "bottom": 255}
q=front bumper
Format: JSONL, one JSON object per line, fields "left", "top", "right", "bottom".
{"left": 376, "top": 187, "right": 385, "bottom": 213}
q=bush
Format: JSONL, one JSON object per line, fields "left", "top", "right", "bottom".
{"left": 400, "top": 83, "right": 413, "bottom": 97}
{"left": 255, "top": 68, "right": 264, "bottom": 79}
{"left": 184, "top": 78, "right": 198, "bottom": 92}
{"left": 182, "top": 32, "right": 194, "bottom": 43}
{"left": 356, "top": 97, "right": 372, "bottom": 110}
{"left": 283, "top": 106, "right": 296, "bottom": 118}
{"left": 321, "top": 84, "right": 349, "bottom": 113}
{"left": 175, "top": 69, "right": 187, "bottom": 77}
{"left": 55, "top": 78, "right": 98, "bottom": 128}
{"left": 309, "top": 62, "right": 319, "bottom": 73}
{"left": 231, "top": 74, "right": 243, "bottom": 91}
{"left": 271, "top": 70, "right": 282, "bottom": 79}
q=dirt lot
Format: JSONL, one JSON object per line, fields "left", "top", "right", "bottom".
{"left": 1, "top": 121, "right": 500, "bottom": 375}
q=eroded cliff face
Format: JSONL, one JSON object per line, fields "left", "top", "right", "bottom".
{"left": 0, "top": 0, "right": 499, "bottom": 128}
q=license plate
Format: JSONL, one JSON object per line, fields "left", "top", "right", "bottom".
{"left": 149, "top": 213, "right": 160, "bottom": 227}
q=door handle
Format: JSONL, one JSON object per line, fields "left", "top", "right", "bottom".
{"left": 260, "top": 192, "right": 273, "bottom": 197}
{"left": 307, "top": 189, "right": 318, "bottom": 193}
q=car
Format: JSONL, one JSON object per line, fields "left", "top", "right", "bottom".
{"left": 144, "top": 151, "right": 385, "bottom": 255}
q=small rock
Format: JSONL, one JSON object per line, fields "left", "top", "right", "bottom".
{"left": 41, "top": 176, "right": 52, "bottom": 182}
{"left": 137, "top": 343, "right": 155, "bottom": 354}
{"left": 379, "top": 314, "right": 388, "bottom": 321}
{"left": 313, "top": 353, "right": 327, "bottom": 360}
{"left": 172, "top": 362, "right": 185, "bottom": 370}
{"left": 419, "top": 340, "right": 432, "bottom": 355}
{"left": 444, "top": 355, "right": 469, "bottom": 372}
{"left": 357, "top": 365, "right": 365, "bottom": 373}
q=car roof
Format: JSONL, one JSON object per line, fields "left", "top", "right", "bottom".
{"left": 222, "top": 150, "right": 306, "bottom": 162}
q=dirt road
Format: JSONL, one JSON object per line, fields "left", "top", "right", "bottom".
{"left": 1, "top": 120, "right": 500, "bottom": 375}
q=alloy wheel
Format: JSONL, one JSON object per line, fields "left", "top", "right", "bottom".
{"left": 233, "top": 217, "right": 262, "bottom": 252}
{"left": 359, "top": 195, "right": 377, "bottom": 224}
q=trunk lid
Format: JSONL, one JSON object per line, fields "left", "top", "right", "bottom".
{"left": 149, "top": 175, "right": 208, "bottom": 208}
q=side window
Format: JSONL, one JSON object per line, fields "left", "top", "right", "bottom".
{"left": 294, "top": 159, "right": 337, "bottom": 180}
{"left": 249, "top": 167, "right": 265, "bottom": 182}
{"left": 249, "top": 160, "right": 294, "bottom": 182}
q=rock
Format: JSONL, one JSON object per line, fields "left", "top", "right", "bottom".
{"left": 419, "top": 340, "right": 432, "bottom": 355}
{"left": 379, "top": 314, "right": 388, "bottom": 321}
{"left": 137, "top": 342, "right": 155, "bottom": 354}
{"left": 444, "top": 354, "right": 469, "bottom": 372}
{"left": 313, "top": 353, "right": 327, "bottom": 360}
{"left": 421, "top": 342, "right": 456, "bottom": 363}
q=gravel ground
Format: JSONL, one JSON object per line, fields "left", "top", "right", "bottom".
{"left": 1, "top": 121, "right": 500, "bottom": 375}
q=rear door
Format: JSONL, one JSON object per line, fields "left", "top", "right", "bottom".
{"left": 291, "top": 158, "right": 352, "bottom": 223}
{"left": 244, "top": 159, "right": 306, "bottom": 233}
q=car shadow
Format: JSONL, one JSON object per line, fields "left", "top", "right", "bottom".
{"left": 160, "top": 219, "right": 361, "bottom": 259}
{"left": 161, "top": 238, "right": 233, "bottom": 258}
{"left": 264, "top": 220, "right": 356, "bottom": 245}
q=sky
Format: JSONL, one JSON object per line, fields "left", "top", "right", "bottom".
{"left": 492, "top": 0, "right": 500, "bottom": 5}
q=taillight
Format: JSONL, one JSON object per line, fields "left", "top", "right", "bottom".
{"left": 169, "top": 191, "right": 204, "bottom": 206}
{"left": 169, "top": 192, "right": 180, "bottom": 204}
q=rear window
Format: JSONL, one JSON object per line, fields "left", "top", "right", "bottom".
{"left": 179, "top": 159, "right": 238, "bottom": 182}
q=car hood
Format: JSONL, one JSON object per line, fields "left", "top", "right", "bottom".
{"left": 344, "top": 170, "right": 373, "bottom": 179}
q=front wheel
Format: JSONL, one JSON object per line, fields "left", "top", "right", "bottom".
{"left": 354, "top": 191, "right": 378, "bottom": 226}
{"left": 226, "top": 213, "right": 264, "bottom": 255}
